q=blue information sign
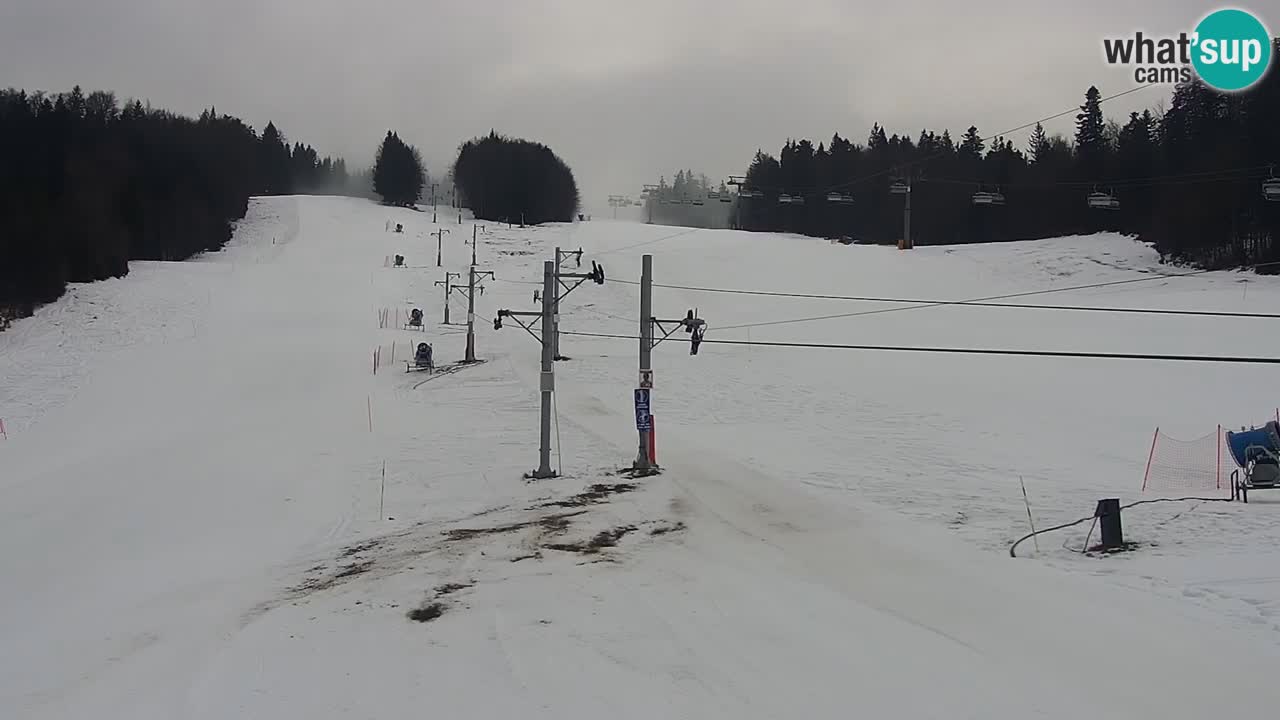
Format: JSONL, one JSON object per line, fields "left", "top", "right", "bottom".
{"left": 634, "top": 388, "right": 651, "bottom": 430}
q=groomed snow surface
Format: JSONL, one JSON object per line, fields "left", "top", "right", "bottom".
{"left": 4, "top": 195, "right": 1280, "bottom": 718}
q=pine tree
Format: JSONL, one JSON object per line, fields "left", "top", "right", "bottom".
{"left": 959, "top": 126, "right": 985, "bottom": 158}
{"left": 259, "top": 122, "right": 292, "bottom": 195}
{"left": 372, "top": 131, "right": 426, "bottom": 206}
{"left": 1075, "top": 86, "right": 1107, "bottom": 179}
{"left": 1027, "top": 122, "right": 1048, "bottom": 163}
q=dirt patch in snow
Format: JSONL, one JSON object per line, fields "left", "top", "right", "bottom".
{"left": 649, "top": 521, "right": 687, "bottom": 536}
{"left": 290, "top": 560, "right": 374, "bottom": 594}
{"left": 543, "top": 525, "right": 638, "bottom": 555}
{"left": 407, "top": 602, "right": 446, "bottom": 623}
{"left": 541, "top": 483, "right": 639, "bottom": 508}
{"left": 445, "top": 511, "right": 585, "bottom": 541}
{"left": 340, "top": 539, "right": 382, "bottom": 558}
{"left": 433, "top": 582, "right": 473, "bottom": 596}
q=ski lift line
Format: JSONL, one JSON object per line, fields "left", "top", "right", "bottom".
{"left": 915, "top": 166, "right": 1275, "bottom": 190}
{"left": 559, "top": 330, "right": 1280, "bottom": 365}
{"left": 592, "top": 226, "right": 703, "bottom": 256}
{"left": 711, "top": 260, "right": 1280, "bottom": 332}
{"left": 604, "top": 277, "right": 1280, "bottom": 320}
{"left": 756, "top": 164, "right": 1272, "bottom": 197}
{"left": 742, "top": 84, "right": 1157, "bottom": 196}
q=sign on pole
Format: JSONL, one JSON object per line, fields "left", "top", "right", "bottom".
{"left": 634, "top": 388, "right": 651, "bottom": 430}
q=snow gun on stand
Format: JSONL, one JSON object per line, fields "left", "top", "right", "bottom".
{"left": 406, "top": 342, "right": 434, "bottom": 373}
{"left": 404, "top": 308, "right": 424, "bottom": 331}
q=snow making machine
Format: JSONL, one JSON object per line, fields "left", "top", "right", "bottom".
{"left": 407, "top": 342, "right": 434, "bottom": 373}
{"left": 404, "top": 308, "right": 424, "bottom": 331}
{"left": 1226, "top": 421, "right": 1280, "bottom": 502}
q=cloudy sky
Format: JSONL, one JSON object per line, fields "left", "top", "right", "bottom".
{"left": 1, "top": 0, "right": 1255, "bottom": 212}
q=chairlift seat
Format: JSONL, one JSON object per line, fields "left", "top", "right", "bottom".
{"left": 1088, "top": 192, "right": 1119, "bottom": 210}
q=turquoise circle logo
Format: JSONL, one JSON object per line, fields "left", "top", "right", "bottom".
{"left": 1191, "top": 8, "right": 1272, "bottom": 92}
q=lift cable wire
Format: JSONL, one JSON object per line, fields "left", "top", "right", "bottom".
{"left": 560, "top": 329, "right": 1280, "bottom": 366}
{"left": 602, "top": 274, "right": 1280, "bottom": 321}
{"left": 591, "top": 226, "right": 703, "bottom": 256}
{"left": 912, "top": 165, "right": 1276, "bottom": 191}
{"left": 499, "top": 261, "right": 1280, "bottom": 331}
{"left": 707, "top": 262, "right": 1280, "bottom": 332}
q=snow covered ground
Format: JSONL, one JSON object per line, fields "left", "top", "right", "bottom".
{"left": 5, "top": 194, "right": 1280, "bottom": 718}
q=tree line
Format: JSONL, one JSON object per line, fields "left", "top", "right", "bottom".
{"left": 649, "top": 170, "right": 729, "bottom": 202}
{"left": 737, "top": 38, "right": 1280, "bottom": 270}
{"left": 451, "top": 131, "right": 580, "bottom": 225}
{"left": 0, "top": 86, "right": 378, "bottom": 322}
{"left": 0, "top": 87, "right": 594, "bottom": 326}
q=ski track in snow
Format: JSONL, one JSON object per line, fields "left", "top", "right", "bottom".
{"left": 6, "top": 196, "right": 1280, "bottom": 718}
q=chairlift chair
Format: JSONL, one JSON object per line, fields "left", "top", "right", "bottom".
{"left": 890, "top": 181, "right": 910, "bottom": 195}
{"left": 1263, "top": 169, "right": 1280, "bottom": 202}
{"left": 1087, "top": 187, "right": 1121, "bottom": 210}
{"left": 779, "top": 194, "right": 795, "bottom": 204}
{"left": 973, "top": 187, "right": 1005, "bottom": 206}
{"left": 719, "top": 194, "right": 731, "bottom": 203}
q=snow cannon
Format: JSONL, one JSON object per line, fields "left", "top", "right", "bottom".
{"left": 1226, "top": 421, "right": 1280, "bottom": 502}
{"left": 408, "top": 342, "right": 434, "bottom": 373}
{"left": 1226, "top": 422, "right": 1280, "bottom": 469}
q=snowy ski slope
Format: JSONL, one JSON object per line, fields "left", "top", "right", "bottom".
{"left": 4, "top": 195, "right": 1280, "bottom": 718}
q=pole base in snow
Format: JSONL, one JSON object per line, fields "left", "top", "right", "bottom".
{"left": 619, "top": 465, "right": 661, "bottom": 478}
{"left": 525, "top": 469, "right": 559, "bottom": 481}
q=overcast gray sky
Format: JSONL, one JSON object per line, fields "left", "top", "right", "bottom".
{"left": 1, "top": 0, "right": 1256, "bottom": 213}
